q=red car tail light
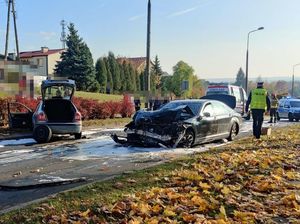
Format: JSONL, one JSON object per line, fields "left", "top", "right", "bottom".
{"left": 74, "top": 112, "right": 81, "bottom": 122}
{"left": 37, "top": 112, "right": 47, "bottom": 122}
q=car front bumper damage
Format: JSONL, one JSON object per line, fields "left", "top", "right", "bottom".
{"left": 111, "top": 123, "right": 188, "bottom": 148}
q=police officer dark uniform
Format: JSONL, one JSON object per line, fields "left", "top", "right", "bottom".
{"left": 245, "top": 82, "right": 270, "bottom": 139}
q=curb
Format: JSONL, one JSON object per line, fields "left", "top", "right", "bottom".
{"left": 0, "top": 133, "right": 33, "bottom": 141}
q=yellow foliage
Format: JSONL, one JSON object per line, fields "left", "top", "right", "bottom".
{"left": 163, "top": 207, "right": 176, "bottom": 217}
{"left": 221, "top": 186, "right": 231, "bottom": 195}
{"left": 234, "top": 211, "right": 256, "bottom": 223}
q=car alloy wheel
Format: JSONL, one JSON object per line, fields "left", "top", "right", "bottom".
{"left": 180, "top": 129, "right": 195, "bottom": 148}
{"left": 227, "top": 122, "right": 238, "bottom": 141}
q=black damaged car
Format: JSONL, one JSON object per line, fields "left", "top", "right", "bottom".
{"left": 112, "top": 99, "right": 242, "bottom": 148}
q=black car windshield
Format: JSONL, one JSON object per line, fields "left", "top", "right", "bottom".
{"left": 160, "top": 101, "right": 203, "bottom": 115}
{"left": 290, "top": 101, "right": 300, "bottom": 108}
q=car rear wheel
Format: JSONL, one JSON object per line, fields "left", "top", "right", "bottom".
{"left": 74, "top": 132, "right": 82, "bottom": 140}
{"left": 180, "top": 129, "right": 195, "bottom": 148}
{"left": 296, "top": 119, "right": 299, "bottom": 122}
{"left": 33, "top": 125, "right": 52, "bottom": 143}
{"left": 227, "top": 122, "right": 238, "bottom": 141}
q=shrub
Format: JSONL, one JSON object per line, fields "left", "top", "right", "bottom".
{"left": 120, "top": 95, "right": 135, "bottom": 118}
{"left": 0, "top": 98, "right": 9, "bottom": 126}
{"left": 104, "top": 101, "right": 122, "bottom": 119}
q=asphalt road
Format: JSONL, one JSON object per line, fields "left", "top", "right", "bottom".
{"left": 0, "top": 119, "right": 296, "bottom": 214}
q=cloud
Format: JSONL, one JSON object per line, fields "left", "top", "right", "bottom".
{"left": 39, "top": 31, "right": 56, "bottom": 40}
{"left": 167, "top": 6, "right": 198, "bottom": 18}
{"left": 128, "top": 14, "right": 144, "bottom": 22}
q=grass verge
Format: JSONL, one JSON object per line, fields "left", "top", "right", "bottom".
{"left": 75, "top": 91, "right": 123, "bottom": 102}
{"left": 82, "top": 117, "right": 131, "bottom": 129}
{"left": 1, "top": 125, "right": 300, "bottom": 223}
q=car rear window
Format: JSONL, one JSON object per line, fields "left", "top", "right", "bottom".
{"left": 43, "top": 86, "right": 73, "bottom": 100}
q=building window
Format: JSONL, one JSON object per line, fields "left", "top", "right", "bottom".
{"left": 37, "top": 58, "right": 44, "bottom": 67}
{"left": 0, "top": 69, "right": 4, "bottom": 80}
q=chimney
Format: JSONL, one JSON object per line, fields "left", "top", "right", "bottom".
{"left": 41, "top": 47, "right": 49, "bottom": 53}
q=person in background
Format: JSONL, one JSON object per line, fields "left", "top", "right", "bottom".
{"left": 64, "top": 88, "right": 71, "bottom": 99}
{"left": 163, "top": 97, "right": 170, "bottom": 105}
{"left": 245, "top": 82, "right": 270, "bottom": 139}
{"left": 269, "top": 93, "right": 279, "bottom": 123}
{"left": 153, "top": 96, "right": 162, "bottom": 110}
{"left": 56, "top": 89, "right": 62, "bottom": 97}
{"left": 134, "top": 97, "right": 141, "bottom": 112}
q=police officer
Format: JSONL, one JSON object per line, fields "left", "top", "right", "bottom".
{"left": 245, "top": 82, "right": 270, "bottom": 139}
{"left": 269, "top": 93, "right": 279, "bottom": 123}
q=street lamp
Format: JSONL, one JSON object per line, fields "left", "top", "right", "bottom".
{"left": 292, "top": 63, "right": 300, "bottom": 97}
{"left": 245, "top": 27, "right": 264, "bottom": 94}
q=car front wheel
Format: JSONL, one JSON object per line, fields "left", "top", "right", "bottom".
{"left": 227, "top": 122, "right": 238, "bottom": 141}
{"left": 180, "top": 129, "right": 195, "bottom": 148}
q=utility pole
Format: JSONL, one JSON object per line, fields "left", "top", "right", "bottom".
{"left": 4, "top": 0, "right": 12, "bottom": 60}
{"left": 11, "top": 0, "right": 20, "bottom": 60}
{"left": 60, "top": 20, "right": 67, "bottom": 49}
{"left": 145, "top": 0, "right": 151, "bottom": 93}
{"left": 4, "top": 0, "right": 20, "bottom": 61}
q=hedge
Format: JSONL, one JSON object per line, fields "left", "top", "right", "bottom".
{"left": 0, "top": 95, "right": 135, "bottom": 126}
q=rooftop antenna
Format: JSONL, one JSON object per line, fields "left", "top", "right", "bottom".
{"left": 60, "top": 20, "right": 67, "bottom": 49}
{"left": 4, "top": 0, "right": 20, "bottom": 61}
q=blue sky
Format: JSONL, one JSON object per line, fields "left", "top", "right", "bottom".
{"left": 1, "top": 0, "right": 300, "bottom": 79}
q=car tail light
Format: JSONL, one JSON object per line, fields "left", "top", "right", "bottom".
{"left": 37, "top": 112, "right": 47, "bottom": 122}
{"left": 74, "top": 112, "right": 81, "bottom": 121}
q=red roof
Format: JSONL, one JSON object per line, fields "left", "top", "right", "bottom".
{"left": 20, "top": 48, "right": 64, "bottom": 58}
{"left": 117, "top": 57, "right": 149, "bottom": 70}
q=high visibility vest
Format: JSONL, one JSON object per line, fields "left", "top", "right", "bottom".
{"left": 270, "top": 98, "right": 279, "bottom": 109}
{"left": 250, "top": 88, "right": 267, "bottom": 110}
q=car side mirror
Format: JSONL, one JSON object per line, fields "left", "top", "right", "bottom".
{"left": 203, "top": 112, "right": 211, "bottom": 117}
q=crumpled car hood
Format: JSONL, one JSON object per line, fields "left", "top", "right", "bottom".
{"left": 133, "top": 105, "right": 195, "bottom": 126}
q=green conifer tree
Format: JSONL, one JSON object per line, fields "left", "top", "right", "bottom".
{"left": 95, "top": 58, "right": 107, "bottom": 93}
{"left": 55, "top": 23, "right": 99, "bottom": 92}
